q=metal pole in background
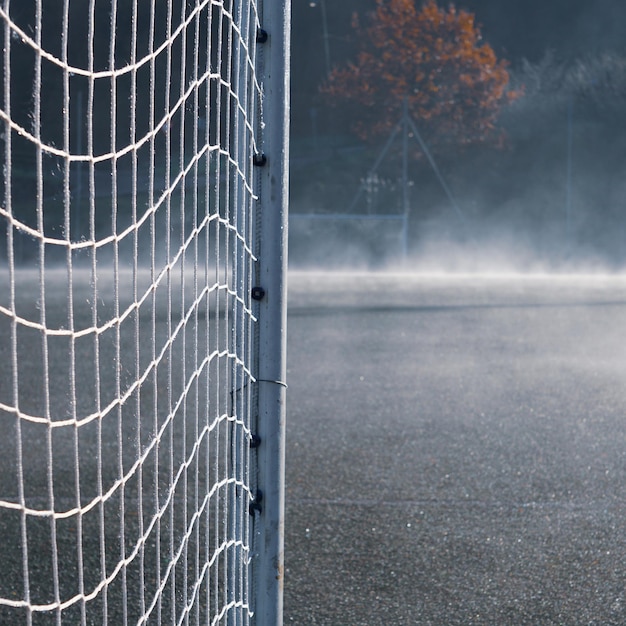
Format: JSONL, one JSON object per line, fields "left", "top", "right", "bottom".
{"left": 307, "top": 0, "right": 331, "bottom": 77}
{"left": 74, "top": 90, "right": 83, "bottom": 240}
{"left": 252, "top": 0, "right": 290, "bottom": 623}
{"left": 318, "top": 0, "right": 331, "bottom": 77}
{"left": 565, "top": 97, "right": 573, "bottom": 256}
{"left": 401, "top": 97, "right": 409, "bottom": 258}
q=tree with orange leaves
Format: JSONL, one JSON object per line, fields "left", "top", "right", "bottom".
{"left": 322, "top": 0, "right": 518, "bottom": 151}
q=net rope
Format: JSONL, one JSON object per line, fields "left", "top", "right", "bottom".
{"left": 0, "top": 0, "right": 262, "bottom": 623}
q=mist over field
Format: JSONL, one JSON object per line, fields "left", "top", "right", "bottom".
{"left": 288, "top": 89, "right": 626, "bottom": 274}
{"left": 289, "top": 207, "right": 626, "bottom": 275}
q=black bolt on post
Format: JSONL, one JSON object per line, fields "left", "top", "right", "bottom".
{"left": 251, "top": 286, "right": 266, "bottom": 300}
{"left": 253, "top": 153, "right": 267, "bottom": 167}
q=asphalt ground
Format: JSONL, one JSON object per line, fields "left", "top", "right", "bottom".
{"left": 283, "top": 272, "right": 626, "bottom": 625}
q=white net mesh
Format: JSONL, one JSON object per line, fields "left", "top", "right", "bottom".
{"left": 0, "top": 0, "right": 264, "bottom": 623}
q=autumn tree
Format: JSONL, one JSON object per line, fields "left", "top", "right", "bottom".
{"left": 322, "top": 0, "right": 517, "bottom": 151}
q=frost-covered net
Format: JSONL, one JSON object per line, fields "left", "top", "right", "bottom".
{"left": 0, "top": 0, "right": 263, "bottom": 622}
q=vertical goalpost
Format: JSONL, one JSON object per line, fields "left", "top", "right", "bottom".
{"left": 0, "top": 0, "right": 289, "bottom": 624}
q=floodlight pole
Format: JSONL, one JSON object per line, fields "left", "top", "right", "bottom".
{"left": 319, "top": 0, "right": 331, "bottom": 77}
{"left": 346, "top": 123, "right": 401, "bottom": 214}
{"left": 406, "top": 116, "right": 466, "bottom": 226}
{"left": 345, "top": 99, "right": 467, "bottom": 261}
{"left": 565, "top": 97, "right": 573, "bottom": 256}
{"left": 74, "top": 90, "right": 83, "bottom": 240}
{"left": 401, "top": 97, "right": 410, "bottom": 258}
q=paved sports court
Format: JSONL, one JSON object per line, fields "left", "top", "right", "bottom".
{"left": 284, "top": 272, "right": 626, "bottom": 625}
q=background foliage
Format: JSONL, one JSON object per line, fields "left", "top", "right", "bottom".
{"left": 322, "top": 0, "right": 517, "bottom": 150}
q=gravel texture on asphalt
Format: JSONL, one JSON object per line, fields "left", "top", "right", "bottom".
{"left": 284, "top": 272, "right": 626, "bottom": 625}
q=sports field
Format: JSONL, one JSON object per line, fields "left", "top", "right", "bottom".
{"left": 3, "top": 269, "right": 626, "bottom": 624}
{"left": 284, "top": 272, "right": 626, "bottom": 625}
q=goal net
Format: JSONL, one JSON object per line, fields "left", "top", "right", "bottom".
{"left": 0, "top": 0, "right": 285, "bottom": 623}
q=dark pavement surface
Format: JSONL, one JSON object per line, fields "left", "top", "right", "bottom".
{"left": 283, "top": 272, "right": 626, "bottom": 625}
